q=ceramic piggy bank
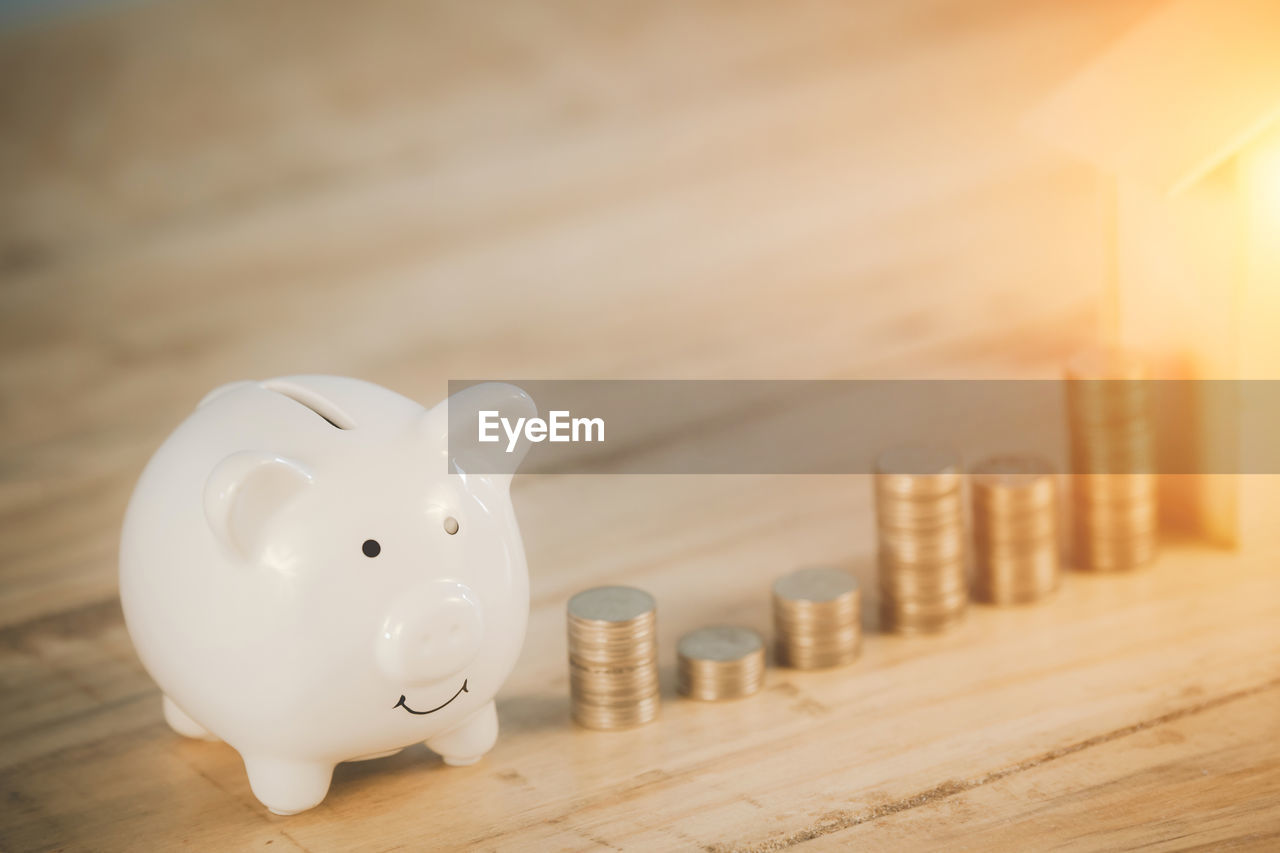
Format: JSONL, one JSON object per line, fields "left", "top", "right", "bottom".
{"left": 119, "top": 376, "right": 534, "bottom": 814}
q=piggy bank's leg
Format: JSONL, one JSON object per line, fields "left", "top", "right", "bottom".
{"left": 162, "top": 695, "right": 218, "bottom": 741}
{"left": 242, "top": 755, "right": 334, "bottom": 815}
{"left": 425, "top": 700, "right": 498, "bottom": 766}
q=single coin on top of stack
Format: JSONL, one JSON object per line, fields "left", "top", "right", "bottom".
{"left": 1065, "top": 349, "right": 1159, "bottom": 571}
{"left": 677, "top": 626, "right": 765, "bottom": 700}
{"left": 970, "top": 454, "right": 1061, "bottom": 605}
{"left": 567, "top": 586, "right": 659, "bottom": 730}
{"left": 875, "top": 445, "right": 968, "bottom": 634}
{"left": 772, "top": 567, "right": 861, "bottom": 669}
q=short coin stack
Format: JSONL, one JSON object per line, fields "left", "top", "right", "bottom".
{"left": 676, "top": 626, "right": 765, "bottom": 700}
{"left": 567, "top": 586, "right": 659, "bottom": 730}
{"left": 772, "top": 567, "right": 861, "bottom": 668}
{"left": 1065, "top": 349, "right": 1159, "bottom": 571}
{"left": 875, "top": 446, "right": 968, "bottom": 633}
{"left": 970, "top": 455, "right": 1060, "bottom": 604}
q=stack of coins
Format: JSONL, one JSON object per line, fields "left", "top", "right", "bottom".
{"left": 676, "top": 626, "right": 765, "bottom": 700}
{"left": 1065, "top": 349, "right": 1159, "bottom": 571}
{"left": 567, "top": 586, "right": 659, "bottom": 730}
{"left": 970, "top": 455, "right": 1061, "bottom": 604}
{"left": 772, "top": 567, "right": 861, "bottom": 668}
{"left": 875, "top": 446, "right": 968, "bottom": 633}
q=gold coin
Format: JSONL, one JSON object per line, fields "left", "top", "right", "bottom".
{"left": 567, "top": 586, "right": 660, "bottom": 730}
{"left": 1064, "top": 349, "right": 1159, "bottom": 572}
{"left": 773, "top": 567, "right": 862, "bottom": 669}
{"left": 969, "top": 454, "right": 1060, "bottom": 606}
{"left": 875, "top": 448, "right": 968, "bottom": 633}
{"left": 677, "top": 626, "right": 765, "bottom": 701}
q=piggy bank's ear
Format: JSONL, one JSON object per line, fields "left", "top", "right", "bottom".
{"left": 432, "top": 383, "right": 536, "bottom": 487}
{"left": 204, "top": 451, "right": 313, "bottom": 564}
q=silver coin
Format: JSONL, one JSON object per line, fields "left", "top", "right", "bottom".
{"left": 568, "top": 586, "right": 655, "bottom": 623}
{"left": 677, "top": 626, "right": 763, "bottom": 662}
{"left": 773, "top": 567, "right": 858, "bottom": 603}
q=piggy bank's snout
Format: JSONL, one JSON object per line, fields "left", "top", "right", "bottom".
{"left": 377, "top": 581, "right": 485, "bottom": 686}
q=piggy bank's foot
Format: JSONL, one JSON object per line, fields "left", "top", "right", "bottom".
{"left": 162, "top": 695, "right": 218, "bottom": 741}
{"left": 426, "top": 700, "right": 498, "bottom": 767}
{"left": 243, "top": 756, "right": 334, "bottom": 815}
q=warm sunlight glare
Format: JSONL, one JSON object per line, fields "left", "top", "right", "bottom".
{"left": 1251, "top": 129, "right": 1280, "bottom": 233}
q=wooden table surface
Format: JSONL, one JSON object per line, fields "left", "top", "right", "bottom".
{"left": 4, "top": 1, "right": 1279, "bottom": 850}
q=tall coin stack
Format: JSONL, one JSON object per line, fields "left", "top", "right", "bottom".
{"left": 970, "top": 455, "right": 1060, "bottom": 604}
{"left": 1065, "top": 349, "right": 1158, "bottom": 571}
{"left": 772, "top": 567, "right": 861, "bottom": 669}
{"left": 677, "top": 626, "right": 766, "bottom": 700}
{"left": 875, "top": 446, "right": 968, "bottom": 633}
{"left": 567, "top": 586, "right": 659, "bottom": 730}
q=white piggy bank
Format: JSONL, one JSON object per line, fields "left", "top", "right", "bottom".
{"left": 119, "top": 376, "right": 534, "bottom": 814}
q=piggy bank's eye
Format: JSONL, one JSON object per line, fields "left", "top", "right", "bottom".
{"left": 362, "top": 539, "right": 381, "bottom": 558}
{"left": 443, "top": 517, "right": 459, "bottom": 536}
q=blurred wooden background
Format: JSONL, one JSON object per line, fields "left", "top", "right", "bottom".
{"left": 3, "top": 1, "right": 1279, "bottom": 850}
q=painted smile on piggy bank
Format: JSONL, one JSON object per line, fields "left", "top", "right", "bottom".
{"left": 394, "top": 680, "right": 470, "bottom": 715}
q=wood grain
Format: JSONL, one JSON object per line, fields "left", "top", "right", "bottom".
{"left": 792, "top": 682, "right": 1280, "bottom": 852}
{"left": 8, "top": 1, "right": 1276, "bottom": 851}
